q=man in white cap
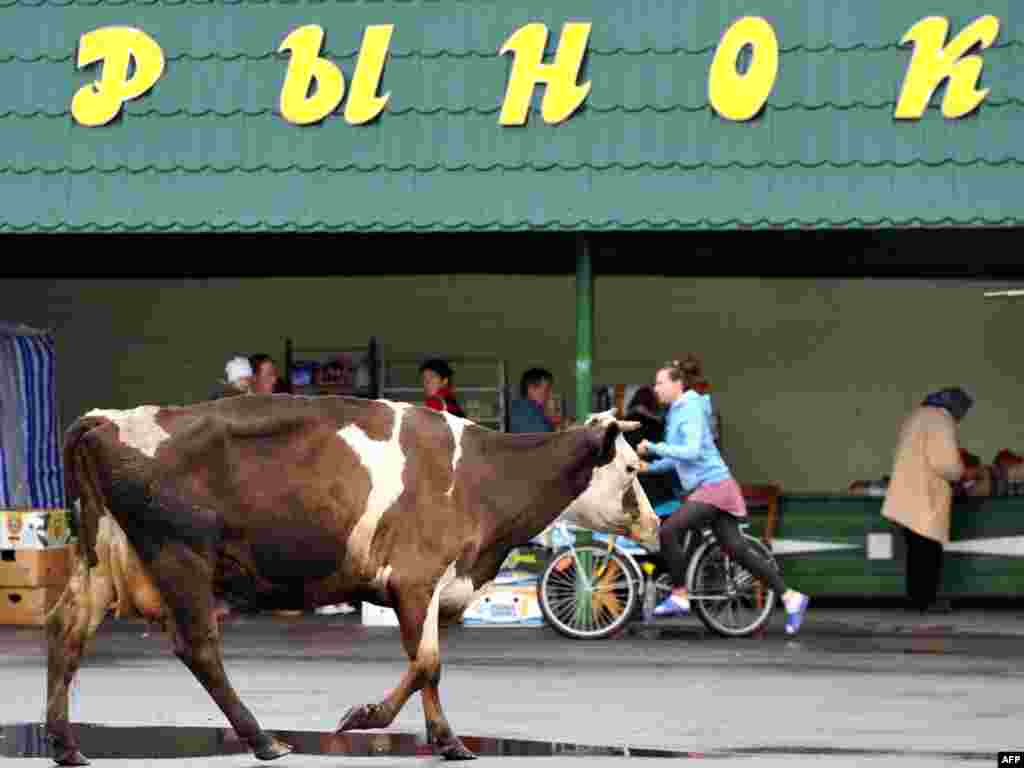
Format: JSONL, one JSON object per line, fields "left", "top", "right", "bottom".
{"left": 211, "top": 356, "right": 254, "bottom": 400}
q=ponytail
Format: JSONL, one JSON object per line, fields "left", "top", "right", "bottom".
{"left": 660, "top": 354, "right": 708, "bottom": 393}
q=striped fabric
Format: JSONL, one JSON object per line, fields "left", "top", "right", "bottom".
{"left": 0, "top": 323, "right": 65, "bottom": 509}
{"left": 0, "top": 397, "right": 8, "bottom": 507}
{"left": 0, "top": 332, "right": 18, "bottom": 509}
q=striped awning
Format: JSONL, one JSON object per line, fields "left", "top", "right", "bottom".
{"left": 0, "top": 322, "right": 65, "bottom": 509}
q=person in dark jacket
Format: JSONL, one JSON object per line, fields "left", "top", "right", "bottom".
{"left": 508, "top": 367, "right": 558, "bottom": 433}
{"left": 420, "top": 358, "right": 465, "bottom": 417}
{"left": 623, "top": 386, "right": 677, "bottom": 507}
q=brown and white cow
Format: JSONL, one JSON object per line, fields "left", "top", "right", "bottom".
{"left": 46, "top": 395, "right": 658, "bottom": 765}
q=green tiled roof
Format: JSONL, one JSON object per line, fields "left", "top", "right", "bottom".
{"left": 1, "top": 0, "right": 1021, "bottom": 231}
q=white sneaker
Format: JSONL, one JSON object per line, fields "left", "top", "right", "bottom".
{"left": 316, "top": 603, "right": 356, "bottom": 616}
{"left": 783, "top": 592, "right": 810, "bottom": 635}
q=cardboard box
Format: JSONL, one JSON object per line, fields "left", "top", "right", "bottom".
{"left": 462, "top": 570, "right": 544, "bottom": 627}
{"left": 0, "top": 546, "right": 73, "bottom": 587}
{"left": 361, "top": 601, "right": 399, "bottom": 627}
{"left": 0, "top": 585, "right": 64, "bottom": 626}
{"left": 0, "top": 509, "right": 75, "bottom": 549}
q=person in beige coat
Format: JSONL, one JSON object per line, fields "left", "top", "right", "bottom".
{"left": 881, "top": 386, "right": 974, "bottom": 614}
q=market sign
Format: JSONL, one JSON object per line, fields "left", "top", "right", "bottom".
{"left": 68, "top": 14, "right": 1002, "bottom": 128}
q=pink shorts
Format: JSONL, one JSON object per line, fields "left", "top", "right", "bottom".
{"left": 687, "top": 477, "right": 748, "bottom": 518}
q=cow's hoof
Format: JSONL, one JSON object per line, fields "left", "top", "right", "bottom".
{"left": 52, "top": 749, "right": 90, "bottom": 767}
{"left": 336, "top": 704, "right": 386, "bottom": 733}
{"left": 252, "top": 737, "right": 293, "bottom": 761}
{"left": 436, "top": 737, "right": 477, "bottom": 761}
{"left": 337, "top": 705, "right": 369, "bottom": 732}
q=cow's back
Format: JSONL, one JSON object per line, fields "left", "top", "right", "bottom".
{"left": 67, "top": 394, "right": 506, "bottom": 611}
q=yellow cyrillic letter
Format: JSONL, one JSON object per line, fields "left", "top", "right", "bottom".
{"left": 278, "top": 25, "right": 345, "bottom": 125}
{"left": 708, "top": 16, "right": 778, "bottom": 121}
{"left": 498, "top": 22, "right": 592, "bottom": 125}
{"left": 344, "top": 24, "right": 393, "bottom": 125}
{"left": 71, "top": 27, "right": 165, "bottom": 127}
{"left": 894, "top": 16, "right": 1000, "bottom": 119}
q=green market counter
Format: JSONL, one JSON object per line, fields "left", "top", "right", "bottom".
{"left": 758, "top": 494, "right": 1024, "bottom": 598}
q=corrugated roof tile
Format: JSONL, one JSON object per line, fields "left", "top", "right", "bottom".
{"left": 0, "top": 164, "right": 1021, "bottom": 231}
{"left": 8, "top": 46, "right": 1023, "bottom": 116}
{"left": 3, "top": 106, "right": 1018, "bottom": 173}
{"left": 1, "top": 0, "right": 1022, "bottom": 230}
{"left": 6, "top": 2, "right": 1023, "bottom": 58}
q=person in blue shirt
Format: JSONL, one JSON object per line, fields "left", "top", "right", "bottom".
{"left": 508, "top": 367, "right": 558, "bottom": 433}
{"left": 637, "top": 359, "right": 810, "bottom": 635}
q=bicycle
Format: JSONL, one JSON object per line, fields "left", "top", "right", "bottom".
{"left": 534, "top": 499, "right": 781, "bottom": 640}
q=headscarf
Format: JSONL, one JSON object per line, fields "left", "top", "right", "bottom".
{"left": 225, "top": 356, "right": 253, "bottom": 385}
{"left": 922, "top": 386, "right": 974, "bottom": 421}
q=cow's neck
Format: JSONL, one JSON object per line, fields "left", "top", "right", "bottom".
{"left": 482, "top": 428, "right": 601, "bottom": 553}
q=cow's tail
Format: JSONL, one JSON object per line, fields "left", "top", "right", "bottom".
{"left": 63, "top": 416, "right": 109, "bottom": 569}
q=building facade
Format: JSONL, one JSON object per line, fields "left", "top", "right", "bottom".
{"left": 3, "top": 0, "right": 1020, "bottom": 232}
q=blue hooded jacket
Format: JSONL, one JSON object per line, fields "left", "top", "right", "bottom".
{"left": 644, "top": 389, "right": 731, "bottom": 493}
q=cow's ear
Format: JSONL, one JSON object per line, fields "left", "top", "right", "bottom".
{"left": 597, "top": 422, "right": 621, "bottom": 465}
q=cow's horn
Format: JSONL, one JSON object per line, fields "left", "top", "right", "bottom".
{"left": 585, "top": 409, "right": 616, "bottom": 425}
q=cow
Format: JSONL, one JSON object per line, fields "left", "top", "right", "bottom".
{"left": 45, "top": 393, "right": 659, "bottom": 766}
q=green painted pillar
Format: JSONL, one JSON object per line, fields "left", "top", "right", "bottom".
{"left": 575, "top": 235, "right": 593, "bottom": 423}
{"left": 575, "top": 235, "right": 595, "bottom": 546}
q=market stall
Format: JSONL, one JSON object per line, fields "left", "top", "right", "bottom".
{"left": 0, "top": 323, "right": 74, "bottom": 625}
{"left": 768, "top": 492, "right": 1024, "bottom": 599}
{"left": 4, "top": 0, "right": 1024, "bottom": 615}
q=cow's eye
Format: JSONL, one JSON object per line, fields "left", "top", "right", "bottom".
{"left": 626, "top": 466, "right": 637, "bottom": 473}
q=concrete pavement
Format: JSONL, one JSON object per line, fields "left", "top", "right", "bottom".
{"left": 3, "top": 602, "right": 1022, "bottom": 767}
{"left": 716, "top": 601, "right": 1024, "bottom": 638}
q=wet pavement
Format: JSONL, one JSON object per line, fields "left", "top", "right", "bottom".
{"left": 3, "top": 605, "right": 1021, "bottom": 767}
{"left": 0, "top": 723, "right": 699, "bottom": 760}
{"left": 0, "top": 723, "right": 1000, "bottom": 762}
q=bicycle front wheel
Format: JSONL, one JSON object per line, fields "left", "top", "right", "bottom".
{"left": 538, "top": 545, "right": 639, "bottom": 640}
{"left": 689, "top": 536, "right": 778, "bottom": 638}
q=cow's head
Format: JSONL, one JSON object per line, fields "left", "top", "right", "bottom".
{"left": 559, "top": 410, "right": 661, "bottom": 551}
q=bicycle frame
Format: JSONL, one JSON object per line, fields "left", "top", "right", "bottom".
{"left": 537, "top": 516, "right": 777, "bottom": 640}
{"left": 549, "top": 519, "right": 647, "bottom": 595}
{"left": 548, "top": 518, "right": 755, "bottom": 603}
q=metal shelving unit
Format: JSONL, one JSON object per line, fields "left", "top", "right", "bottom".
{"left": 380, "top": 357, "right": 508, "bottom": 431}
{"left": 283, "top": 336, "right": 381, "bottom": 399}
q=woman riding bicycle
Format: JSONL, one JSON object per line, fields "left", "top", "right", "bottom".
{"left": 636, "top": 359, "right": 811, "bottom": 635}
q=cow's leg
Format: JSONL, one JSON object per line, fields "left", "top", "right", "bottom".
{"left": 421, "top": 671, "right": 474, "bottom": 761}
{"left": 334, "top": 587, "right": 430, "bottom": 733}
{"left": 336, "top": 565, "right": 474, "bottom": 760}
{"left": 45, "top": 558, "right": 114, "bottom": 766}
{"left": 418, "top": 589, "right": 473, "bottom": 761}
{"left": 157, "top": 552, "right": 292, "bottom": 762}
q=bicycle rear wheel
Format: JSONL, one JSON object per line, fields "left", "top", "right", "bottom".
{"left": 538, "top": 545, "right": 639, "bottom": 640}
{"left": 689, "top": 536, "right": 778, "bottom": 637}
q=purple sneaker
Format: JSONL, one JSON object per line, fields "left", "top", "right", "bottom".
{"left": 784, "top": 593, "right": 810, "bottom": 635}
{"left": 653, "top": 594, "right": 690, "bottom": 617}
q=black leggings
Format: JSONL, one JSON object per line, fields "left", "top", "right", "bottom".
{"left": 659, "top": 501, "right": 788, "bottom": 596}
